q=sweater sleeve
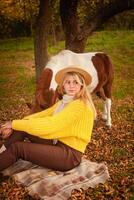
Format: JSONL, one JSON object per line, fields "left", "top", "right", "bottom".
{"left": 12, "top": 100, "right": 85, "bottom": 138}
{"left": 23, "top": 102, "right": 58, "bottom": 119}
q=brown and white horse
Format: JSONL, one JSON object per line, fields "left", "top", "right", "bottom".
{"left": 30, "top": 50, "right": 114, "bottom": 127}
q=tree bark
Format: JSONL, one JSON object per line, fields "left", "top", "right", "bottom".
{"left": 60, "top": 0, "right": 134, "bottom": 53}
{"left": 34, "top": 0, "right": 52, "bottom": 80}
{"left": 60, "top": 0, "right": 86, "bottom": 53}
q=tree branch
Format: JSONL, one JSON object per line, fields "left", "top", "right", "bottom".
{"left": 81, "top": 0, "right": 134, "bottom": 38}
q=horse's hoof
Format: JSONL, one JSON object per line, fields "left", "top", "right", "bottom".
{"left": 102, "top": 115, "right": 107, "bottom": 121}
{"left": 106, "top": 123, "right": 111, "bottom": 128}
{"left": 102, "top": 118, "right": 107, "bottom": 122}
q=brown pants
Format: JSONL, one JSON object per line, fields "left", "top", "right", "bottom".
{"left": 0, "top": 131, "right": 82, "bottom": 172}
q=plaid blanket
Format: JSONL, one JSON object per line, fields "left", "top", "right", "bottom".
{"left": 2, "top": 158, "right": 110, "bottom": 199}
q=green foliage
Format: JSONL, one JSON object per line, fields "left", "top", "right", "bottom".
{"left": 0, "top": 0, "right": 39, "bottom": 38}
{"left": 0, "top": 0, "right": 133, "bottom": 39}
{"left": 78, "top": 0, "right": 134, "bottom": 30}
{"left": 104, "top": 10, "right": 134, "bottom": 30}
{"left": 0, "top": 0, "right": 39, "bottom": 21}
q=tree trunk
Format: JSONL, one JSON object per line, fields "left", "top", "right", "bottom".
{"left": 60, "top": 0, "right": 134, "bottom": 53}
{"left": 60, "top": 0, "right": 87, "bottom": 53}
{"left": 34, "top": 0, "right": 52, "bottom": 80}
{"left": 51, "top": 24, "right": 57, "bottom": 45}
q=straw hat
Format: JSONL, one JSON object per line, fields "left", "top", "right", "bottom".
{"left": 55, "top": 65, "right": 92, "bottom": 86}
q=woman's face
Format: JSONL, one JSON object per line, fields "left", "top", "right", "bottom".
{"left": 63, "top": 75, "right": 82, "bottom": 96}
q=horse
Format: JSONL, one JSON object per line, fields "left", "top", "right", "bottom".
{"left": 29, "top": 50, "right": 114, "bottom": 127}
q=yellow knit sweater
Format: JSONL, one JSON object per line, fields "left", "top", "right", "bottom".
{"left": 12, "top": 99, "right": 94, "bottom": 153}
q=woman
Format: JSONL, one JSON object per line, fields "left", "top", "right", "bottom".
{"left": 0, "top": 65, "right": 96, "bottom": 172}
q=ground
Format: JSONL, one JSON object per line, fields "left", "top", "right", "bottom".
{"left": 0, "top": 96, "right": 133, "bottom": 200}
{"left": 0, "top": 31, "right": 133, "bottom": 199}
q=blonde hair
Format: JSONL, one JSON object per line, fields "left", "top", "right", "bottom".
{"left": 58, "top": 72, "right": 97, "bottom": 119}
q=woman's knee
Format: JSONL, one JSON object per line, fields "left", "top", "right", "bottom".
{"left": 4, "top": 131, "right": 26, "bottom": 148}
{"left": 9, "top": 141, "right": 24, "bottom": 157}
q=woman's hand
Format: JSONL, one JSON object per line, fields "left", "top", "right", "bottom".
{"left": 1, "top": 128, "right": 13, "bottom": 139}
{"left": 1, "top": 121, "right": 12, "bottom": 129}
{"left": 0, "top": 121, "right": 13, "bottom": 139}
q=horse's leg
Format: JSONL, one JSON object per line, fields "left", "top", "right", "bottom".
{"left": 104, "top": 98, "right": 112, "bottom": 127}
{"left": 102, "top": 100, "right": 107, "bottom": 121}
{"left": 103, "top": 82, "right": 112, "bottom": 127}
{"left": 96, "top": 87, "right": 108, "bottom": 120}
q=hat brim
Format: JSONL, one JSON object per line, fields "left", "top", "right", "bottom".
{"left": 55, "top": 66, "right": 92, "bottom": 86}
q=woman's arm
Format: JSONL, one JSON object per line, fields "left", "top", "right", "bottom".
{"left": 12, "top": 100, "right": 89, "bottom": 138}
{"left": 23, "top": 102, "right": 58, "bottom": 119}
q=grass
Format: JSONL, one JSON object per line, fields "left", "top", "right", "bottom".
{"left": 86, "top": 30, "right": 134, "bottom": 99}
{"left": 0, "top": 30, "right": 133, "bottom": 113}
{"left": 0, "top": 37, "right": 34, "bottom": 51}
